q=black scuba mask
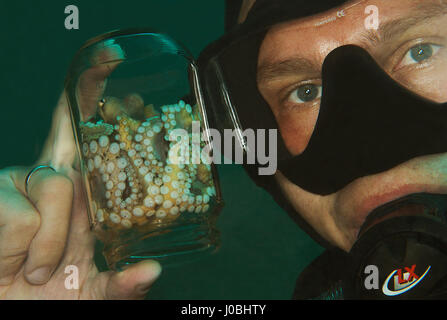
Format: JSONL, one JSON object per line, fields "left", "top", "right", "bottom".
{"left": 279, "top": 45, "right": 447, "bottom": 195}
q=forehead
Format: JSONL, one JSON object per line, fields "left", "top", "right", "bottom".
{"left": 262, "top": 0, "right": 423, "bottom": 32}
{"left": 258, "top": 0, "right": 438, "bottom": 63}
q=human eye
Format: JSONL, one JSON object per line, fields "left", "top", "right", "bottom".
{"left": 396, "top": 43, "right": 442, "bottom": 70}
{"left": 287, "top": 83, "right": 322, "bottom": 104}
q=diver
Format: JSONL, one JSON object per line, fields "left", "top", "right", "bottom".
{"left": 198, "top": 0, "right": 447, "bottom": 299}
{"left": 1, "top": 0, "right": 447, "bottom": 300}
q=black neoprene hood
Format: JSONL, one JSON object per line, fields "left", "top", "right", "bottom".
{"left": 198, "top": 0, "right": 447, "bottom": 247}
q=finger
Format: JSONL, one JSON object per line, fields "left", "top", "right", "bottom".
{"left": 104, "top": 260, "right": 162, "bottom": 300}
{"left": 0, "top": 169, "right": 40, "bottom": 285}
{"left": 39, "top": 45, "right": 123, "bottom": 168}
{"left": 59, "top": 168, "right": 95, "bottom": 260}
{"left": 37, "top": 92, "right": 80, "bottom": 170}
{"left": 13, "top": 166, "right": 74, "bottom": 285}
{"left": 78, "top": 44, "right": 124, "bottom": 120}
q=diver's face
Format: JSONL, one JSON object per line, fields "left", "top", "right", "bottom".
{"left": 256, "top": 0, "right": 447, "bottom": 251}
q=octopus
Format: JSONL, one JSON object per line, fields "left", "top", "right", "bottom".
{"left": 80, "top": 93, "right": 217, "bottom": 232}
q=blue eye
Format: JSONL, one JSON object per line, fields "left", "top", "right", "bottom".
{"left": 288, "top": 84, "right": 322, "bottom": 104}
{"left": 410, "top": 44, "right": 433, "bottom": 62}
{"left": 401, "top": 43, "right": 441, "bottom": 66}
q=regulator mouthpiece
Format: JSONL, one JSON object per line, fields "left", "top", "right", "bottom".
{"left": 343, "top": 194, "right": 447, "bottom": 299}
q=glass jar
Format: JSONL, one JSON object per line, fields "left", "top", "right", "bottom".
{"left": 65, "top": 29, "right": 223, "bottom": 270}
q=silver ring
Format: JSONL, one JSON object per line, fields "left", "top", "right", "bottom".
{"left": 25, "top": 165, "right": 56, "bottom": 195}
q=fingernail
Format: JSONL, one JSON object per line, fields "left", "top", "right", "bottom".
{"left": 27, "top": 267, "right": 51, "bottom": 284}
{"left": 137, "top": 264, "right": 162, "bottom": 293}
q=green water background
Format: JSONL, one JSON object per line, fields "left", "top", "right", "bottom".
{"left": 0, "top": 0, "right": 323, "bottom": 299}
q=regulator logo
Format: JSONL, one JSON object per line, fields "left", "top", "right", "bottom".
{"left": 364, "top": 264, "right": 431, "bottom": 296}
{"left": 382, "top": 265, "right": 431, "bottom": 296}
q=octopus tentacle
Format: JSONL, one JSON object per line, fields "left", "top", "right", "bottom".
{"left": 80, "top": 96, "right": 217, "bottom": 233}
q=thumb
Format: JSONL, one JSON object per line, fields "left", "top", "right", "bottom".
{"left": 39, "top": 44, "right": 124, "bottom": 169}
{"left": 104, "top": 260, "right": 162, "bottom": 300}
{"left": 38, "top": 91, "right": 77, "bottom": 169}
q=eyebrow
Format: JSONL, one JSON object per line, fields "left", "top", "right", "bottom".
{"left": 257, "top": 56, "right": 319, "bottom": 84}
{"left": 257, "top": 2, "right": 447, "bottom": 84}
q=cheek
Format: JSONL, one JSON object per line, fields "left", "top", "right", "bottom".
{"left": 429, "top": 67, "right": 447, "bottom": 103}
{"left": 393, "top": 64, "right": 447, "bottom": 103}
{"left": 277, "top": 105, "right": 320, "bottom": 155}
{"left": 409, "top": 74, "right": 447, "bottom": 103}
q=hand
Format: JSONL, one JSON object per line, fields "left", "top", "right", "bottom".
{"left": 0, "top": 45, "right": 162, "bottom": 300}
{"left": 0, "top": 164, "right": 161, "bottom": 300}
